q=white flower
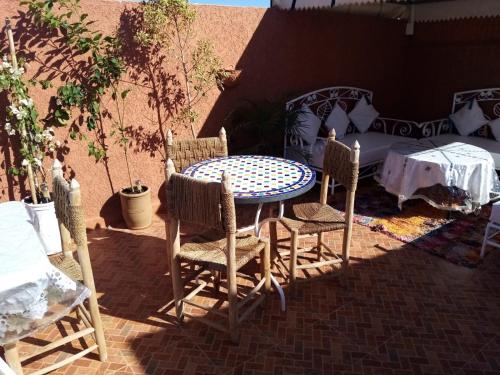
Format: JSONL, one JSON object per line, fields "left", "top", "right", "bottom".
{"left": 34, "top": 133, "right": 43, "bottom": 143}
{"left": 34, "top": 158, "right": 42, "bottom": 167}
{"left": 4, "top": 122, "right": 15, "bottom": 136}
{"left": 20, "top": 98, "right": 33, "bottom": 108}
{"left": 21, "top": 159, "right": 29, "bottom": 166}
{"left": 42, "top": 129, "right": 53, "bottom": 141}
{"left": 9, "top": 105, "right": 24, "bottom": 120}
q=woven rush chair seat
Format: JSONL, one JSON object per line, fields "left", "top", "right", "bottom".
{"left": 180, "top": 233, "right": 266, "bottom": 272}
{"left": 280, "top": 202, "right": 346, "bottom": 235}
{"left": 277, "top": 129, "right": 360, "bottom": 289}
{"left": 49, "top": 253, "right": 83, "bottom": 282}
{"left": 165, "top": 159, "right": 271, "bottom": 342}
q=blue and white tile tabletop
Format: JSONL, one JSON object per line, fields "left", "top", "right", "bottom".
{"left": 182, "top": 155, "right": 316, "bottom": 204}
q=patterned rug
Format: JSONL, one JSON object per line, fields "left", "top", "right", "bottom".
{"left": 339, "top": 185, "right": 491, "bottom": 268}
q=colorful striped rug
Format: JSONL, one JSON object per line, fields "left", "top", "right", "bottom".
{"left": 338, "top": 185, "right": 491, "bottom": 268}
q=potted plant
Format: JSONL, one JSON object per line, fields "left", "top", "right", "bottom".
{"left": 223, "top": 99, "right": 309, "bottom": 161}
{"left": 111, "top": 87, "right": 152, "bottom": 230}
{"left": 1, "top": 20, "right": 62, "bottom": 254}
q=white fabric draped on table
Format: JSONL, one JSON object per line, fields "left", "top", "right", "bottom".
{"left": 0, "top": 201, "right": 89, "bottom": 345}
{"left": 377, "top": 141, "right": 500, "bottom": 209}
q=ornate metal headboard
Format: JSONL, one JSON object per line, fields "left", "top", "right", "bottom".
{"left": 452, "top": 88, "right": 500, "bottom": 138}
{"left": 286, "top": 86, "right": 373, "bottom": 122}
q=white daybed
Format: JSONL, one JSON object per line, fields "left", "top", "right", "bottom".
{"left": 420, "top": 88, "right": 500, "bottom": 170}
{"left": 283, "top": 86, "right": 420, "bottom": 180}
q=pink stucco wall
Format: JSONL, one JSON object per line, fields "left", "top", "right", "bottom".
{"left": 0, "top": 0, "right": 408, "bottom": 226}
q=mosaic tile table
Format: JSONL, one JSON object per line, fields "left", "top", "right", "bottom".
{"left": 183, "top": 155, "right": 316, "bottom": 310}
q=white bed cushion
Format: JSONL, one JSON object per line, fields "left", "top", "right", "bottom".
{"left": 0, "top": 202, "right": 49, "bottom": 292}
{"left": 449, "top": 99, "right": 488, "bottom": 136}
{"left": 325, "top": 103, "right": 350, "bottom": 139}
{"left": 490, "top": 117, "right": 500, "bottom": 142}
{"left": 310, "top": 132, "right": 416, "bottom": 168}
{"left": 295, "top": 104, "right": 322, "bottom": 145}
{"left": 426, "top": 133, "right": 500, "bottom": 169}
{"left": 348, "top": 96, "right": 379, "bottom": 133}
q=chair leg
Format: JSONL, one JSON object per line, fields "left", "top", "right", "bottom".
{"left": 262, "top": 241, "right": 271, "bottom": 293}
{"left": 289, "top": 229, "right": 299, "bottom": 293}
{"left": 213, "top": 271, "right": 221, "bottom": 294}
{"left": 4, "top": 342, "right": 23, "bottom": 375}
{"left": 269, "top": 220, "right": 278, "bottom": 257}
{"left": 341, "top": 226, "right": 352, "bottom": 282}
{"left": 481, "top": 223, "right": 492, "bottom": 258}
{"left": 228, "top": 266, "right": 239, "bottom": 344}
{"left": 317, "top": 232, "right": 324, "bottom": 261}
{"left": 87, "top": 293, "right": 108, "bottom": 361}
{"left": 171, "top": 257, "right": 185, "bottom": 322}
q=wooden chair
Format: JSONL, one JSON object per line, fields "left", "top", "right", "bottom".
{"left": 481, "top": 201, "right": 500, "bottom": 258}
{"left": 278, "top": 129, "right": 360, "bottom": 288}
{"left": 3, "top": 160, "right": 107, "bottom": 374}
{"left": 166, "top": 127, "right": 228, "bottom": 172}
{"left": 165, "top": 159, "right": 271, "bottom": 342}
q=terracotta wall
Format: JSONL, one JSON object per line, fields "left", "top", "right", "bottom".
{"left": 405, "top": 17, "right": 500, "bottom": 121}
{"left": 0, "top": 1, "right": 407, "bottom": 225}
{"left": 3, "top": 1, "right": 497, "bottom": 226}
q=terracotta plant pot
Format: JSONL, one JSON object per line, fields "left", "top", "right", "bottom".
{"left": 119, "top": 186, "right": 152, "bottom": 230}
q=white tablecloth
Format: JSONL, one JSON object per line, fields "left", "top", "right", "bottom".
{"left": 0, "top": 202, "right": 90, "bottom": 345}
{"left": 377, "top": 140, "right": 500, "bottom": 210}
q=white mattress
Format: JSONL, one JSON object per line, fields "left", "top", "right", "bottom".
{"left": 310, "top": 132, "right": 418, "bottom": 168}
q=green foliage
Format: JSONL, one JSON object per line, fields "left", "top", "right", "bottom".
{"left": 0, "top": 56, "right": 60, "bottom": 192}
{"left": 22, "top": 0, "right": 126, "bottom": 161}
{"left": 223, "top": 100, "right": 307, "bottom": 158}
{"left": 135, "top": 0, "right": 225, "bottom": 138}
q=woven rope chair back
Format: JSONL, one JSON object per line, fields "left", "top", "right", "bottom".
{"left": 166, "top": 137, "right": 228, "bottom": 172}
{"left": 53, "top": 176, "right": 87, "bottom": 247}
{"left": 166, "top": 173, "right": 237, "bottom": 235}
{"left": 323, "top": 139, "right": 359, "bottom": 191}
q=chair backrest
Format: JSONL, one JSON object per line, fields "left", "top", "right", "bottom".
{"left": 165, "top": 159, "right": 236, "bottom": 235}
{"left": 51, "top": 160, "right": 96, "bottom": 288}
{"left": 320, "top": 129, "right": 360, "bottom": 205}
{"left": 166, "top": 128, "right": 228, "bottom": 172}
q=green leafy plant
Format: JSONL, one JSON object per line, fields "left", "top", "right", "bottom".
{"left": 223, "top": 100, "right": 307, "bottom": 159}
{"left": 135, "top": 0, "right": 227, "bottom": 139}
{"left": 22, "top": 0, "right": 126, "bottom": 164}
{"left": 109, "top": 86, "right": 143, "bottom": 194}
{"left": 0, "top": 54, "right": 60, "bottom": 203}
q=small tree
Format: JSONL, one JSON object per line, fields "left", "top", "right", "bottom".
{"left": 1, "top": 19, "right": 60, "bottom": 203}
{"left": 135, "top": 0, "right": 226, "bottom": 139}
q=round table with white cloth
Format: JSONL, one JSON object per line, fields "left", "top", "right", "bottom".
{"left": 376, "top": 140, "right": 500, "bottom": 212}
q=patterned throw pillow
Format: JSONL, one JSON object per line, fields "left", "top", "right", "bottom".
{"left": 294, "top": 104, "right": 322, "bottom": 145}
{"left": 449, "top": 99, "right": 488, "bottom": 136}
{"left": 348, "top": 96, "right": 380, "bottom": 133}
{"left": 489, "top": 117, "right": 500, "bottom": 142}
{"left": 325, "top": 102, "right": 350, "bottom": 139}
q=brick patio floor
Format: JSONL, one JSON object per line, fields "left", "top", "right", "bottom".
{"left": 3, "top": 186, "right": 500, "bottom": 375}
